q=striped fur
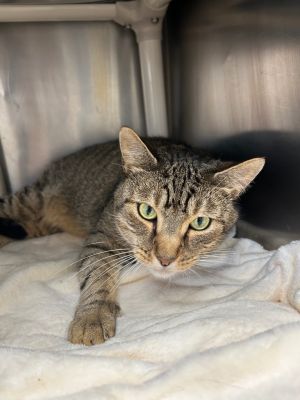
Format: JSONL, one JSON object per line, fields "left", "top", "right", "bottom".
{"left": 0, "top": 127, "right": 264, "bottom": 345}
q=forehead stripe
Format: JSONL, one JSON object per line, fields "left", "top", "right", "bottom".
{"left": 163, "top": 184, "right": 171, "bottom": 209}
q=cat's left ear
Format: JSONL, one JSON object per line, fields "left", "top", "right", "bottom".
{"left": 213, "top": 158, "right": 265, "bottom": 198}
{"left": 119, "top": 127, "right": 157, "bottom": 173}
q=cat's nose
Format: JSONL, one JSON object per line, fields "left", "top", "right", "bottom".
{"left": 157, "top": 256, "right": 175, "bottom": 267}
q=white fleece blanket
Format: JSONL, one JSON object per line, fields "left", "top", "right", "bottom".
{"left": 1, "top": 233, "right": 300, "bottom": 400}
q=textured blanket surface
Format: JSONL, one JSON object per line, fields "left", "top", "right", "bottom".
{"left": 1, "top": 233, "right": 300, "bottom": 400}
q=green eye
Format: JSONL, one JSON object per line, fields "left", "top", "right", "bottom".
{"left": 138, "top": 203, "right": 157, "bottom": 220}
{"left": 190, "top": 216, "right": 211, "bottom": 231}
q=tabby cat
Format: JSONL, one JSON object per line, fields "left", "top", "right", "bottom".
{"left": 0, "top": 127, "right": 265, "bottom": 345}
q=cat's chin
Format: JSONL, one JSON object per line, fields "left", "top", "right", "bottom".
{"left": 148, "top": 267, "right": 179, "bottom": 281}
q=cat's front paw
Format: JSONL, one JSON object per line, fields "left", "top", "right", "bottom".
{"left": 68, "top": 301, "right": 120, "bottom": 346}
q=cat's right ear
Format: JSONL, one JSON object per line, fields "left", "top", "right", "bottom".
{"left": 119, "top": 127, "right": 157, "bottom": 173}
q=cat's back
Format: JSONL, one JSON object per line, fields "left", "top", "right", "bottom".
{"left": 44, "top": 140, "right": 121, "bottom": 185}
{"left": 38, "top": 141, "right": 123, "bottom": 220}
{"left": 42, "top": 137, "right": 210, "bottom": 190}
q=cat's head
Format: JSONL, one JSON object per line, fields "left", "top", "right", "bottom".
{"left": 114, "top": 127, "right": 265, "bottom": 279}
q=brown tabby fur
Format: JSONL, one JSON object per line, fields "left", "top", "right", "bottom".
{"left": 0, "top": 128, "right": 265, "bottom": 345}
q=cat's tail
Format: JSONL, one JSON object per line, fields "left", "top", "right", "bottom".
{"left": 0, "top": 184, "right": 86, "bottom": 248}
{"left": 0, "top": 184, "right": 50, "bottom": 247}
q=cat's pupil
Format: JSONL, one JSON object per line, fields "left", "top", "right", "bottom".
{"left": 146, "top": 206, "right": 152, "bottom": 215}
{"left": 197, "top": 217, "right": 203, "bottom": 225}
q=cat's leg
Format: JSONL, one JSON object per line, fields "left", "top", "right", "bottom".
{"left": 68, "top": 233, "right": 123, "bottom": 345}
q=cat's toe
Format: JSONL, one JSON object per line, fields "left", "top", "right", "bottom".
{"left": 68, "top": 317, "right": 105, "bottom": 345}
{"left": 83, "top": 322, "right": 106, "bottom": 345}
{"left": 101, "top": 316, "right": 116, "bottom": 340}
{"left": 97, "top": 302, "right": 119, "bottom": 340}
{"left": 68, "top": 302, "right": 119, "bottom": 345}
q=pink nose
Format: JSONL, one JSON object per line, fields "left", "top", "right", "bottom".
{"left": 157, "top": 256, "right": 175, "bottom": 267}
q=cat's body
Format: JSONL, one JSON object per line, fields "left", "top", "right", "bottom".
{"left": 0, "top": 128, "right": 265, "bottom": 345}
{"left": 0, "top": 138, "right": 207, "bottom": 240}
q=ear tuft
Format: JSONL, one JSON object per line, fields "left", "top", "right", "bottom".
{"left": 213, "top": 157, "right": 265, "bottom": 198}
{"left": 119, "top": 127, "right": 157, "bottom": 173}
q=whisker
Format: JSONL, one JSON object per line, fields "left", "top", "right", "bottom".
{"left": 195, "top": 261, "right": 236, "bottom": 269}
{"left": 110, "top": 264, "right": 135, "bottom": 294}
{"left": 198, "top": 253, "right": 235, "bottom": 260}
{"left": 80, "top": 256, "right": 136, "bottom": 296}
{"left": 80, "top": 263, "right": 126, "bottom": 301}
{"left": 66, "top": 253, "right": 134, "bottom": 283}
{"left": 193, "top": 264, "right": 229, "bottom": 272}
{"left": 199, "top": 254, "right": 233, "bottom": 259}
{"left": 50, "top": 247, "right": 134, "bottom": 279}
{"left": 188, "top": 269, "right": 202, "bottom": 279}
{"left": 78, "top": 254, "right": 134, "bottom": 287}
{"left": 110, "top": 260, "right": 139, "bottom": 294}
{"left": 186, "top": 268, "right": 230, "bottom": 285}
{"left": 80, "top": 266, "right": 121, "bottom": 298}
{"left": 76, "top": 251, "right": 133, "bottom": 275}
{"left": 192, "top": 266, "right": 243, "bottom": 283}
{"left": 85, "top": 259, "right": 136, "bottom": 297}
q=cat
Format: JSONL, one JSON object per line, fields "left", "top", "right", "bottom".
{"left": 0, "top": 127, "right": 265, "bottom": 345}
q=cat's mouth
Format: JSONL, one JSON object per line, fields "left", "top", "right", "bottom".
{"left": 135, "top": 255, "right": 181, "bottom": 280}
{"left": 134, "top": 250, "right": 195, "bottom": 280}
{"left": 148, "top": 263, "right": 179, "bottom": 280}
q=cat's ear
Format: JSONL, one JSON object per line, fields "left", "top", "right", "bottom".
{"left": 119, "top": 127, "right": 157, "bottom": 173}
{"left": 213, "top": 158, "right": 265, "bottom": 198}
